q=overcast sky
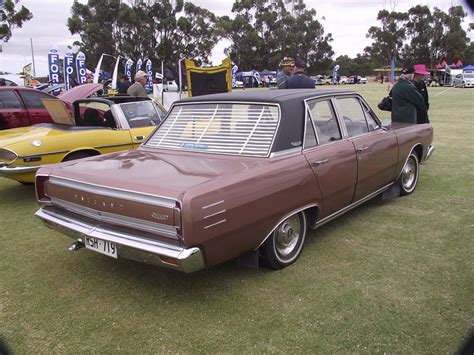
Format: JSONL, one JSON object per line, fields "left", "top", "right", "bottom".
{"left": 0, "top": 0, "right": 472, "bottom": 76}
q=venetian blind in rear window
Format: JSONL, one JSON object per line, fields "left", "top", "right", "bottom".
{"left": 144, "top": 103, "right": 280, "bottom": 157}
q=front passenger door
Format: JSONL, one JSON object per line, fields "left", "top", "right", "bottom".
{"left": 335, "top": 97, "right": 398, "bottom": 201}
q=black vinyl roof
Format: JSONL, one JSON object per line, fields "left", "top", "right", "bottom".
{"left": 176, "top": 89, "right": 357, "bottom": 153}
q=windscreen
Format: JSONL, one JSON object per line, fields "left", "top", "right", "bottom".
{"left": 119, "top": 101, "right": 164, "bottom": 128}
{"left": 144, "top": 102, "right": 279, "bottom": 157}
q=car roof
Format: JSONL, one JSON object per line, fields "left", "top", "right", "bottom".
{"left": 175, "top": 89, "right": 358, "bottom": 152}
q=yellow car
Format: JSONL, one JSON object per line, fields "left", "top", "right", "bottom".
{"left": 0, "top": 96, "right": 166, "bottom": 183}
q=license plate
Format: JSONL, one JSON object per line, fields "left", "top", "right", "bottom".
{"left": 84, "top": 236, "right": 118, "bottom": 259}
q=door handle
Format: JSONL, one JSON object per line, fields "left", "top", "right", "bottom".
{"left": 134, "top": 135, "right": 144, "bottom": 140}
{"left": 356, "top": 146, "right": 369, "bottom": 152}
{"left": 312, "top": 159, "right": 329, "bottom": 167}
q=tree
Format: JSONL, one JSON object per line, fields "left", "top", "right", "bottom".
{"left": 0, "top": 0, "right": 32, "bottom": 42}
{"left": 220, "top": 0, "right": 333, "bottom": 73}
{"left": 365, "top": 10, "right": 408, "bottom": 67}
{"left": 402, "top": 5, "right": 432, "bottom": 66}
{"left": 68, "top": 0, "right": 219, "bottom": 71}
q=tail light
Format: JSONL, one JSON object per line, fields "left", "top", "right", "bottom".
{"left": 35, "top": 174, "right": 51, "bottom": 204}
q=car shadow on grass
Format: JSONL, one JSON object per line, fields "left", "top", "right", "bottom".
{"left": 0, "top": 181, "right": 35, "bottom": 205}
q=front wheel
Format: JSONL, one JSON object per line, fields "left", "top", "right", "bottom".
{"left": 261, "top": 211, "right": 307, "bottom": 270}
{"left": 398, "top": 151, "right": 419, "bottom": 195}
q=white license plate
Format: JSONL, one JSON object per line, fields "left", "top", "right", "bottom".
{"left": 84, "top": 236, "right": 118, "bottom": 259}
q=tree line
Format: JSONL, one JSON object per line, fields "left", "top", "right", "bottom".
{"left": 2, "top": 0, "right": 473, "bottom": 77}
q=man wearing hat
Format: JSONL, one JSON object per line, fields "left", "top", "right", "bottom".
{"left": 412, "top": 64, "right": 430, "bottom": 124}
{"left": 127, "top": 70, "right": 148, "bottom": 97}
{"left": 277, "top": 57, "right": 294, "bottom": 89}
{"left": 287, "top": 58, "right": 315, "bottom": 89}
{"left": 391, "top": 65, "right": 427, "bottom": 124}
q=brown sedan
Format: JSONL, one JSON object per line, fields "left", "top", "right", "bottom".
{"left": 35, "top": 89, "right": 434, "bottom": 272}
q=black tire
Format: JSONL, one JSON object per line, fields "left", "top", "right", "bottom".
{"left": 397, "top": 151, "right": 419, "bottom": 196}
{"left": 62, "top": 151, "right": 96, "bottom": 162}
{"left": 261, "top": 211, "right": 307, "bottom": 270}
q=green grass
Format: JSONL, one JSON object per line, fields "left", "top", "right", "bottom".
{"left": 1, "top": 83, "right": 473, "bottom": 353}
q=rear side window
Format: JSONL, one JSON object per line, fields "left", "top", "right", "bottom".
{"left": 336, "top": 97, "right": 369, "bottom": 137}
{"left": 0, "top": 90, "right": 22, "bottom": 109}
{"left": 307, "top": 99, "right": 341, "bottom": 145}
{"left": 20, "top": 91, "right": 55, "bottom": 109}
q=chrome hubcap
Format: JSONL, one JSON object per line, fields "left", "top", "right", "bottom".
{"left": 402, "top": 157, "right": 416, "bottom": 190}
{"left": 275, "top": 215, "right": 301, "bottom": 257}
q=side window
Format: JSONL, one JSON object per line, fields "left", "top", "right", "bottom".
{"left": 304, "top": 111, "right": 317, "bottom": 148}
{"left": 20, "top": 91, "right": 53, "bottom": 109}
{"left": 307, "top": 99, "right": 341, "bottom": 145}
{"left": 0, "top": 90, "right": 22, "bottom": 109}
{"left": 337, "top": 97, "right": 369, "bottom": 137}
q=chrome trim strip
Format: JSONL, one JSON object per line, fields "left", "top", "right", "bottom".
{"left": 0, "top": 164, "right": 40, "bottom": 174}
{"left": 94, "top": 143, "right": 132, "bottom": 149}
{"left": 35, "top": 207, "right": 204, "bottom": 273}
{"left": 202, "top": 200, "right": 224, "bottom": 209}
{"left": 51, "top": 197, "right": 178, "bottom": 236}
{"left": 19, "top": 150, "right": 69, "bottom": 159}
{"left": 256, "top": 203, "right": 318, "bottom": 249}
{"left": 48, "top": 176, "right": 177, "bottom": 208}
{"left": 204, "top": 219, "right": 227, "bottom": 229}
{"left": 315, "top": 183, "right": 392, "bottom": 228}
{"left": 203, "top": 209, "right": 226, "bottom": 219}
{"left": 423, "top": 145, "right": 434, "bottom": 161}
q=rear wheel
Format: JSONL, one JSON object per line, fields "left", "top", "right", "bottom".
{"left": 261, "top": 211, "right": 307, "bottom": 270}
{"left": 398, "top": 151, "right": 419, "bottom": 195}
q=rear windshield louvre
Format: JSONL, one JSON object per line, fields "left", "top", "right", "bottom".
{"left": 144, "top": 103, "right": 279, "bottom": 157}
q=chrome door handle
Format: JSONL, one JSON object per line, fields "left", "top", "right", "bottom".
{"left": 134, "top": 135, "right": 144, "bottom": 140}
{"left": 356, "top": 146, "right": 369, "bottom": 152}
{"left": 312, "top": 159, "right": 329, "bottom": 167}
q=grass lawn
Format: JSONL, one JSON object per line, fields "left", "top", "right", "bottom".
{"left": 0, "top": 82, "right": 473, "bottom": 353}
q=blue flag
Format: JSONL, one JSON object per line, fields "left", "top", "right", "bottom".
{"left": 48, "top": 45, "right": 60, "bottom": 95}
{"left": 76, "top": 51, "right": 87, "bottom": 85}
{"left": 63, "top": 48, "right": 74, "bottom": 90}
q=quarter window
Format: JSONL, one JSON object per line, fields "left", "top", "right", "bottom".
{"left": 0, "top": 90, "right": 22, "bottom": 109}
{"left": 307, "top": 99, "right": 341, "bottom": 145}
{"left": 336, "top": 97, "right": 369, "bottom": 137}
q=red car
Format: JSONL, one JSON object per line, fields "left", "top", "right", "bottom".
{"left": 0, "top": 84, "right": 104, "bottom": 130}
{"left": 0, "top": 87, "right": 59, "bottom": 130}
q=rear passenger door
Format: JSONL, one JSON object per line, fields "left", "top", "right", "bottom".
{"left": 0, "top": 90, "right": 29, "bottom": 129}
{"left": 335, "top": 96, "right": 398, "bottom": 201}
{"left": 18, "top": 90, "right": 55, "bottom": 125}
{"left": 303, "top": 98, "right": 357, "bottom": 219}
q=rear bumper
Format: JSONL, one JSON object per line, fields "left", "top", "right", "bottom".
{"left": 35, "top": 206, "right": 205, "bottom": 273}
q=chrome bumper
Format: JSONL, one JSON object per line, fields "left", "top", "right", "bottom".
{"left": 423, "top": 145, "right": 435, "bottom": 162}
{"left": 0, "top": 162, "right": 40, "bottom": 175}
{"left": 35, "top": 206, "right": 205, "bottom": 273}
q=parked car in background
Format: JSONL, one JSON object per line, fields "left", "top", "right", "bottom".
{"left": 0, "top": 96, "right": 166, "bottom": 183}
{"left": 453, "top": 72, "right": 474, "bottom": 88}
{"left": 356, "top": 76, "right": 368, "bottom": 84}
{"left": 35, "top": 89, "right": 434, "bottom": 273}
{"left": 0, "top": 78, "right": 19, "bottom": 86}
{"left": 339, "top": 76, "right": 349, "bottom": 84}
{"left": 312, "top": 75, "right": 325, "bottom": 85}
{"left": 58, "top": 83, "right": 104, "bottom": 102}
{"left": 0, "top": 87, "right": 59, "bottom": 130}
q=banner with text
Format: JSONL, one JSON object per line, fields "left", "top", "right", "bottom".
{"left": 125, "top": 58, "right": 133, "bottom": 81}
{"left": 63, "top": 48, "right": 74, "bottom": 90}
{"left": 76, "top": 51, "right": 87, "bottom": 85}
{"left": 145, "top": 59, "right": 153, "bottom": 92}
{"left": 48, "top": 45, "right": 61, "bottom": 95}
{"left": 136, "top": 58, "right": 143, "bottom": 73}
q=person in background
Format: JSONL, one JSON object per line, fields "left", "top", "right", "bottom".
{"left": 391, "top": 65, "right": 427, "bottom": 124}
{"left": 0, "top": 78, "right": 5, "bottom": 86}
{"left": 127, "top": 70, "right": 148, "bottom": 97}
{"left": 380, "top": 74, "right": 384, "bottom": 84}
{"left": 411, "top": 64, "right": 430, "bottom": 124}
{"left": 286, "top": 58, "right": 315, "bottom": 89}
{"left": 117, "top": 75, "right": 132, "bottom": 94}
{"left": 277, "top": 57, "right": 294, "bottom": 89}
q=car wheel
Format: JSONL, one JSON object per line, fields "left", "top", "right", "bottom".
{"left": 398, "top": 151, "right": 419, "bottom": 196}
{"left": 261, "top": 211, "right": 307, "bottom": 269}
{"left": 63, "top": 151, "right": 97, "bottom": 162}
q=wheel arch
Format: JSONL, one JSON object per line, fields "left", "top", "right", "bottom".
{"left": 62, "top": 148, "right": 101, "bottom": 162}
{"left": 256, "top": 203, "right": 319, "bottom": 251}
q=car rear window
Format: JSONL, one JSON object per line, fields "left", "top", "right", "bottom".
{"left": 144, "top": 102, "right": 279, "bottom": 157}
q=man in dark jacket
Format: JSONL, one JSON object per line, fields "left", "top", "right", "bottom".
{"left": 412, "top": 64, "right": 430, "bottom": 124}
{"left": 391, "top": 66, "right": 427, "bottom": 124}
{"left": 286, "top": 58, "right": 315, "bottom": 89}
{"left": 277, "top": 57, "right": 294, "bottom": 89}
{"left": 117, "top": 75, "right": 132, "bottom": 94}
